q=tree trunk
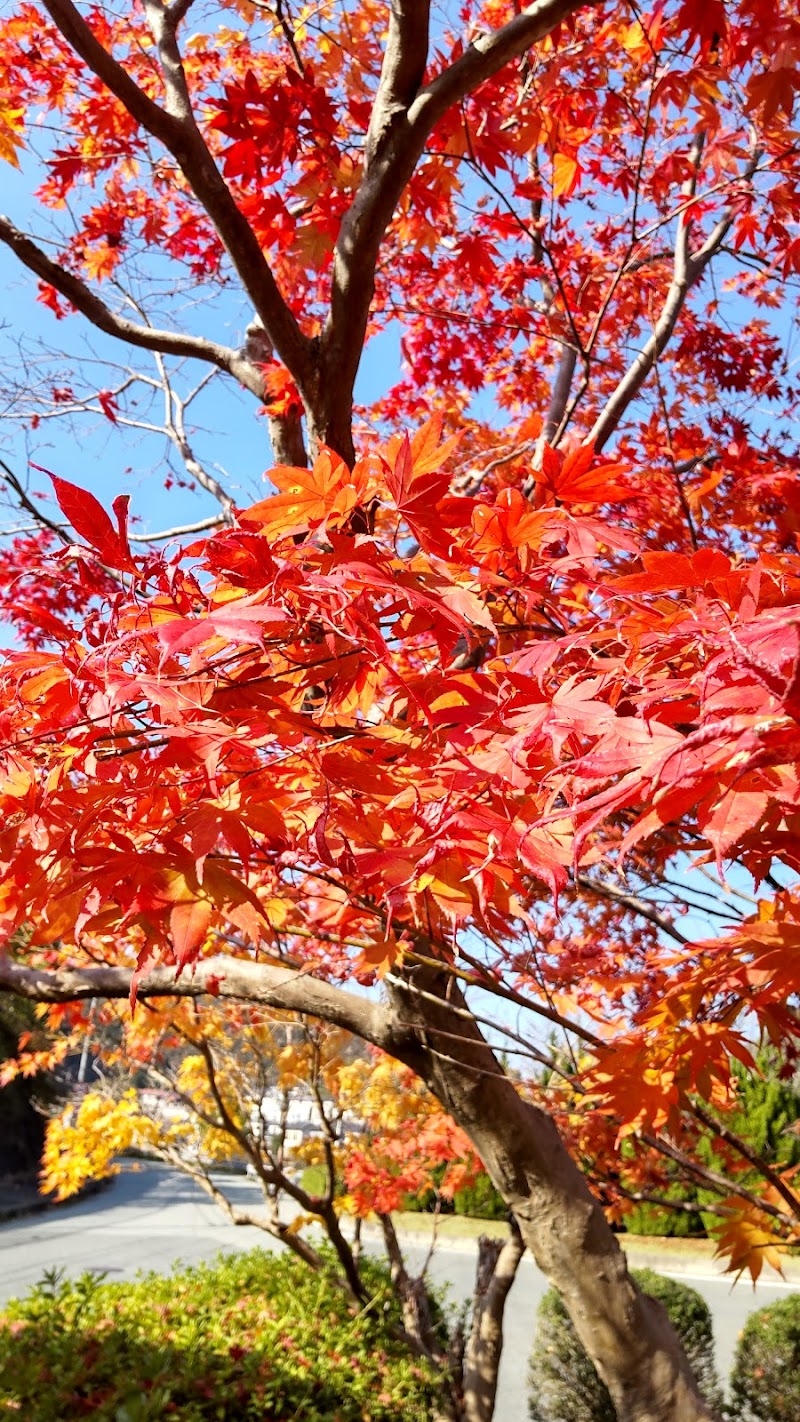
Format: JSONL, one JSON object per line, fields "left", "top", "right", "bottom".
{"left": 266, "top": 406, "right": 307, "bottom": 467}
{"left": 462, "top": 1223, "right": 525, "bottom": 1422}
{"left": 386, "top": 970, "right": 720, "bottom": 1422}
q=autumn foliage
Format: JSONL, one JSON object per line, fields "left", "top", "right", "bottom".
{"left": 2, "top": 1, "right": 800, "bottom": 1417}
{"left": 3, "top": 418, "right": 800, "bottom": 1276}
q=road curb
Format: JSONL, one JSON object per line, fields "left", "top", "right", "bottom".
{"left": 367, "top": 1221, "right": 800, "bottom": 1286}
{"left": 0, "top": 1176, "right": 110, "bottom": 1225}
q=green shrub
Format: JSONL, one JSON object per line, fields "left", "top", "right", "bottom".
{"left": 728, "top": 1293, "right": 800, "bottom": 1422}
{"left": 527, "top": 1268, "right": 722, "bottom": 1422}
{"left": 452, "top": 1173, "right": 507, "bottom": 1221}
{"left": 0, "top": 1249, "right": 443, "bottom": 1421}
{"left": 402, "top": 1169, "right": 504, "bottom": 1219}
{"left": 622, "top": 1192, "right": 707, "bottom": 1238}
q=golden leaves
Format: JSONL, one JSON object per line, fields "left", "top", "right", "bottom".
{"left": 0, "top": 100, "right": 24, "bottom": 168}
{"left": 41, "top": 1092, "right": 148, "bottom": 1201}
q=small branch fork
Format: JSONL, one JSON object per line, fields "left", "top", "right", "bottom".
{"left": 1, "top": 0, "right": 597, "bottom": 467}
{"left": 321, "top": 0, "right": 598, "bottom": 442}
{"left": 585, "top": 135, "right": 763, "bottom": 452}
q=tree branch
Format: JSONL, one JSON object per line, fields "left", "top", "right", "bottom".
{"left": 690, "top": 1101, "right": 800, "bottom": 1223}
{"left": 366, "top": 0, "right": 432, "bottom": 163}
{"left": 576, "top": 873, "right": 691, "bottom": 945}
{"left": 317, "top": 0, "right": 596, "bottom": 457}
{"left": 379, "top": 1212, "right": 444, "bottom": 1362}
{"left": 0, "top": 955, "right": 393, "bottom": 1047}
{"left": 586, "top": 137, "right": 762, "bottom": 452}
{"left": 462, "top": 1222, "right": 525, "bottom": 1422}
{"left": 641, "top": 1128, "right": 794, "bottom": 1228}
{"left": 130, "top": 514, "right": 226, "bottom": 543}
{"left": 0, "top": 217, "right": 264, "bottom": 395}
{"left": 416, "top": 0, "right": 595, "bottom": 123}
{"left": 40, "top": 0, "right": 314, "bottom": 390}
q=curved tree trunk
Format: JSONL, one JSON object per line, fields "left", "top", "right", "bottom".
{"left": 386, "top": 970, "right": 720, "bottom": 1422}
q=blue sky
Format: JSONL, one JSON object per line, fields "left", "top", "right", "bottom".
{"left": 0, "top": 151, "right": 406, "bottom": 541}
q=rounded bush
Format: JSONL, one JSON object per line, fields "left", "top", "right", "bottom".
{"left": 527, "top": 1267, "right": 721, "bottom": 1422}
{"left": 0, "top": 1249, "right": 443, "bottom": 1421}
{"left": 452, "top": 1172, "right": 508, "bottom": 1221}
{"left": 728, "top": 1293, "right": 800, "bottom": 1422}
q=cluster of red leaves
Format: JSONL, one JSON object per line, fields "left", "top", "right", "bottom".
{"left": 2, "top": 421, "right": 799, "bottom": 1078}
{"left": 344, "top": 1114, "right": 481, "bottom": 1218}
{"left": 0, "top": 528, "right": 119, "bottom": 650}
{"left": 1, "top": 389, "right": 800, "bottom": 1279}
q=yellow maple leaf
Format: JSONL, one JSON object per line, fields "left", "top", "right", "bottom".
{"left": 0, "top": 101, "right": 24, "bottom": 168}
{"left": 552, "top": 151, "right": 581, "bottom": 199}
{"left": 713, "top": 1202, "right": 788, "bottom": 1284}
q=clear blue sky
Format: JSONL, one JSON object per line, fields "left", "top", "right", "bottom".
{"left": 0, "top": 154, "right": 404, "bottom": 541}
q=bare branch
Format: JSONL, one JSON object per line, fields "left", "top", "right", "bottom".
{"left": 129, "top": 514, "right": 226, "bottom": 543}
{"left": 366, "top": 0, "right": 432, "bottom": 163}
{"left": 586, "top": 137, "right": 762, "bottom": 452}
{"left": 0, "top": 458, "right": 71, "bottom": 544}
{"left": 640, "top": 1128, "right": 795, "bottom": 1228}
{"left": 243, "top": 319, "right": 308, "bottom": 467}
{"left": 453, "top": 439, "right": 536, "bottom": 496}
{"left": 536, "top": 343, "right": 578, "bottom": 460}
{"left": 154, "top": 349, "right": 236, "bottom": 515}
{"left": 0, "top": 216, "right": 263, "bottom": 394}
{"left": 613, "top": 1185, "right": 736, "bottom": 1220}
{"left": 576, "top": 873, "right": 692, "bottom": 945}
{"left": 379, "top": 1212, "right": 444, "bottom": 1361}
{"left": 180, "top": 1157, "right": 334, "bottom": 1276}
{"left": 462, "top": 1222, "right": 525, "bottom": 1422}
{"left": 690, "top": 1101, "right": 800, "bottom": 1223}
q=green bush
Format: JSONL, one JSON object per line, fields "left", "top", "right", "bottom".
{"left": 401, "top": 1168, "right": 504, "bottom": 1219}
{"left": 452, "top": 1173, "right": 507, "bottom": 1221}
{"left": 0, "top": 1249, "right": 443, "bottom": 1421}
{"left": 622, "top": 1190, "right": 707, "bottom": 1238}
{"left": 728, "top": 1293, "right": 800, "bottom": 1422}
{"left": 527, "top": 1268, "right": 722, "bottom": 1422}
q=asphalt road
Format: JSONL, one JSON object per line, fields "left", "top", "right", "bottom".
{"left": 1, "top": 1165, "right": 797, "bottom": 1419}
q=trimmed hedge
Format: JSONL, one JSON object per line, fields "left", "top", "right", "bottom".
{"left": 402, "top": 1169, "right": 506, "bottom": 1220}
{"left": 527, "top": 1268, "right": 722, "bottom": 1422}
{"left": 452, "top": 1173, "right": 508, "bottom": 1221}
{"left": 728, "top": 1293, "right": 800, "bottom": 1421}
{"left": 0, "top": 1250, "right": 443, "bottom": 1421}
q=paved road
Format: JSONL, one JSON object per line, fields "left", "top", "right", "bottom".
{"left": 1, "top": 1166, "right": 796, "bottom": 1418}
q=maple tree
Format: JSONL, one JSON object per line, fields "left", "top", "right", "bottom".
{"left": 1, "top": 0, "right": 800, "bottom": 1419}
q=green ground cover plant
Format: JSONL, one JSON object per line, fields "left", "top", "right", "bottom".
{"left": 0, "top": 1250, "right": 442, "bottom": 1422}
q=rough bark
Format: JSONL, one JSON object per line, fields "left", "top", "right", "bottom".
{"left": 462, "top": 1223, "right": 525, "bottom": 1422}
{"left": 0, "top": 957, "right": 389, "bottom": 1045}
{"left": 384, "top": 968, "right": 720, "bottom": 1422}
